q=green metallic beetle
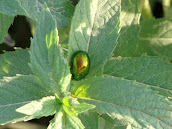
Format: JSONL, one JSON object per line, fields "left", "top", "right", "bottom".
{"left": 70, "top": 51, "right": 90, "bottom": 80}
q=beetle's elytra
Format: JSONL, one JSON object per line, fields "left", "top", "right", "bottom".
{"left": 70, "top": 51, "right": 90, "bottom": 80}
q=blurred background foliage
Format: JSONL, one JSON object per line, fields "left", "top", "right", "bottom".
{"left": 0, "top": 0, "right": 172, "bottom": 128}
{"left": 139, "top": 0, "right": 172, "bottom": 19}
{"left": 136, "top": 0, "right": 172, "bottom": 61}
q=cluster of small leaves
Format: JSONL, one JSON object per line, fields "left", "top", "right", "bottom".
{"left": 0, "top": 0, "right": 172, "bottom": 129}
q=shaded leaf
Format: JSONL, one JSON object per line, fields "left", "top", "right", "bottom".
{"left": 78, "top": 110, "right": 127, "bottom": 129}
{"left": 99, "top": 114, "right": 127, "bottom": 129}
{"left": 115, "top": 0, "right": 140, "bottom": 57}
{"left": 0, "top": 13, "right": 14, "bottom": 44}
{"left": 136, "top": 18, "right": 172, "bottom": 60}
{"left": 0, "top": 49, "right": 32, "bottom": 79}
{"left": 79, "top": 110, "right": 99, "bottom": 129}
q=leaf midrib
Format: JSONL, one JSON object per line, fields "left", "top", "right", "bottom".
{"left": 139, "top": 37, "right": 172, "bottom": 41}
{"left": 86, "top": 0, "right": 98, "bottom": 52}
{"left": 0, "top": 100, "right": 34, "bottom": 108}
{"left": 73, "top": 95, "right": 171, "bottom": 127}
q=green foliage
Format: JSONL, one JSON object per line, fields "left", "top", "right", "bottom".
{"left": 48, "top": 110, "right": 85, "bottom": 129}
{"left": 71, "top": 76, "right": 172, "bottom": 128}
{"left": 0, "top": 49, "right": 32, "bottom": 78}
{"left": 16, "top": 96, "right": 59, "bottom": 118}
{"left": 0, "top": 75, "right": 51, "bottom": 125}
{"left": 0, "top": 13, "right": 14, "bottom": 43}
{"left": 29, "top": 5, "right": 71, "bottom": 96}
{"left": 98, "top": 115, "right": 127, "bottom": 129}
{"left": 0, "top": 0, "right": 74, "bottom": 26}
{"left": 78, "top": 110, "right": 99, "bottom": 129}
{"left": 163, "top": 0, "right": 172, "bottom": 17}
{"left": 104, "top": 56, "right": 172, "bottom": 99}
{"left": 115, "top": 0, "right": 140, "bottom": 57}
{"left": 136, "top": 18, "right": 172, "bottom": 60}
{"left": 68, "top": 0, "right": 121, "bottom": 77}
{"left": 63, "top": 96, "right": 95, "bottom": 116}
{"left": 0, "top": 0, "right": 172, "bottom": 129}
{"left": 0, "top": 0, "right": 74, "bottom": 44}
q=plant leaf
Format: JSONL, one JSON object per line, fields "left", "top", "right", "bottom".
{"left": 0, "top": 0, "right": 74, "bottom": 27}
{"left": 79, "top": 110, "right": 127, "bottom": 129}
{"left": 103, "top": 56, "right": 172, "bottom": 99}
{"left": 0, "top": 49, "right": 32, "bottom": 79}
{"left": 78, "top": 110, "right": 99, "bottom": 129}
{"left": 136, "top": 18, "right": 172, "bottom": 60}
{"left": 63, "top": 96, "right": 95, "bottom": 116}
{"left": 43, "top": 0, "right": 74, "bottom": 26}
{"left": 0, "top": 13, "right": 14, "bottom": 44}
{"left": 68, "top": 0, "right": 121, "bottom": 76}
{"left": 71, "top": 76, "right": 172, "bottom": 128}
{"left": 16, "top": 96, "right": 60, "bottom": 118}
{"left": 48, "top": 110, "right": 84, "bottom": 129}
{"left": 115, "top": 0, "right": 140, "bottom": 57}
{"left": 99, "top": 114, "right": 128, "bottom": 129}
{"left": 30, "top": 5, "right": 71, "bottom": 96}
{"left": 0, "top": 75, "right": 51, "bottom": 125}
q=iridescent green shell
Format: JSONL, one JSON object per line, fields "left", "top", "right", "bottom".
{"left": 70, "top": 51, "right": 90, "bottom": 80}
